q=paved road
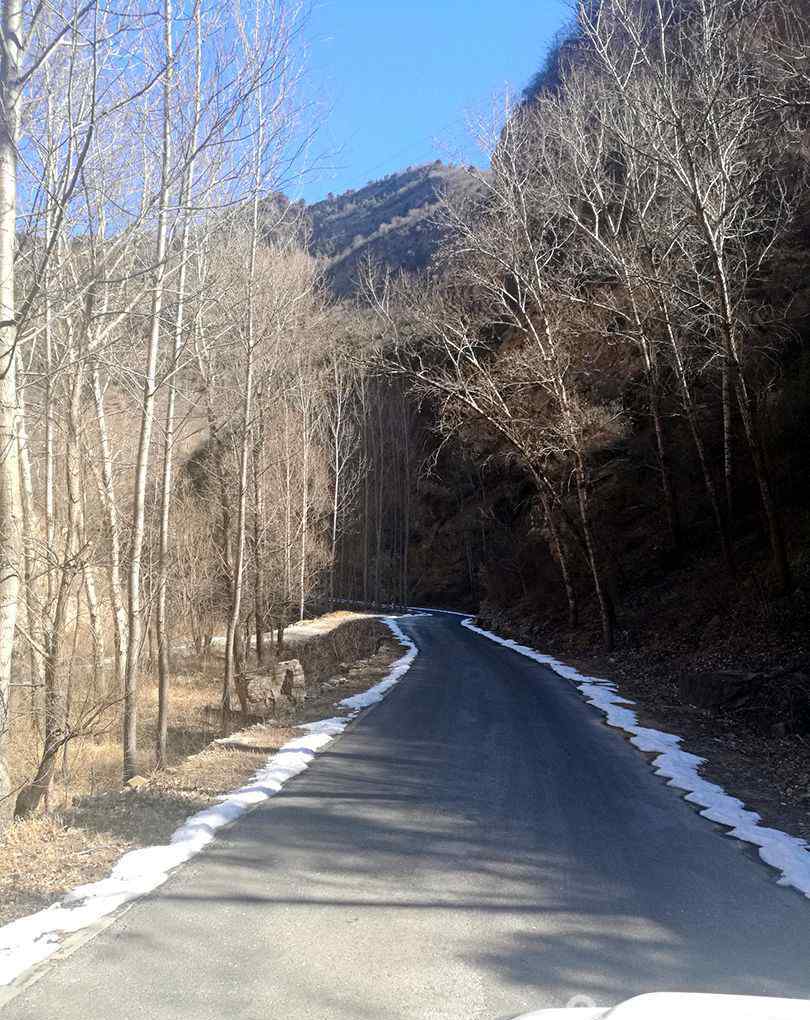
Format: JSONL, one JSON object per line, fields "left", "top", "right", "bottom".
{"left": 4, "top": 612, "right": 810, "bottom": 1019}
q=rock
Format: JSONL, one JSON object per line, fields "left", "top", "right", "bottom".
{"left": 678, "top": 670, "right": 762, "bottom": 710}
{"left": 239, "top": 658, "right": 307, "bottom": 720}
{"left": 125, "top": 775, "right": 150, "bottom": 791}
{"left": 680, "top": 669, "right": 810, "bottom": 737}
{"left": 277, "top": 659, "right": 306, "bottom": 704}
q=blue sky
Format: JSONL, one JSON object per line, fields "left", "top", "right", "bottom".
{"left": 297, "top": 0, "right": 571, "bottom": 203}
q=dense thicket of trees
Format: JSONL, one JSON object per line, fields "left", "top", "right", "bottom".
{"left": 0, "top": 0, "right": 416, "bottom": 826}
{"left": 5, "top": 0, "right": 810, "bottom": 830}
{"left": 372, "top": 0, "right": 810, "bottom": 651}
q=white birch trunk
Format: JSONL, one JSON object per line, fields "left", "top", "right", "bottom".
{"left": 90, "top": 364, "right": 128, "bottom": 693}
{"left": 0, "top": 0, "right": 22, "bottom": 826}
{"left": 222, "top": 62, "right": 263, "bottom": 720}
{"left": 123, "top": 0, "right": 174, "bottom": 781}
{"left": 16, "top": 377, "right": 45, "bottom": 713}
{"left": 156, "top": 0, "right": 201, "bottom": 767}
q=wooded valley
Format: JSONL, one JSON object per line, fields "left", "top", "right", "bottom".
{"left": 1, "top": 0, "right": 810, "bottom": 839}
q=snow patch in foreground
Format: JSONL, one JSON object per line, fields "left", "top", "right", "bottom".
{"left": 0, "top": 617, "right": 418, "bottom": 987}
{"left": 461, "top": 617, "right": 810, "bottom": 899}
{"left": 517, "top": 990, "right": 810, "bottom": 1019}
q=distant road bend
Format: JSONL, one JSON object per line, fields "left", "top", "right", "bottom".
{"left": 4, "top": 611, "right": 810, "bottom": 1020}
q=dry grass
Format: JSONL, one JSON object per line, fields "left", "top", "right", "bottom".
{"left": 8, "top": 654, "right": 226, "bottom": 814}
{"left": 0, "top": 816, "right": 130, "bottom": 926}
{"left": 0, "top": 624, "right": 406, "bottom": 929}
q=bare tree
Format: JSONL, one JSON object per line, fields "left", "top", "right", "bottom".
{"left": 122, "top": 0, "right": 176, "bottom": 782}
{"left": 155, "top": 0, "right": 203, "bottom": 769}
{"left": 579, "top": 0, "right": 797, "bottom": 592}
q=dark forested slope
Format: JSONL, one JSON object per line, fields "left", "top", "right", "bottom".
{"left": 372, "top": 0, "right": 810, "bottom": 847}
{"left": 380, "top": 0, "right": 810, "bottom": 668}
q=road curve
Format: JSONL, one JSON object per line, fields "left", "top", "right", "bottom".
{"left": 3, "top": 612, "right": 810, "bottom": 1019}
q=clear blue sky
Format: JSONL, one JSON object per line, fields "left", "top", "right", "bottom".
{"left": 297, "top": 0, "right": 571, "bottom": 203}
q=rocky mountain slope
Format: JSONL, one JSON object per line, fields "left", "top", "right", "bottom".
{"left": 305, "top": 162, "right": 476, "bottom": 296}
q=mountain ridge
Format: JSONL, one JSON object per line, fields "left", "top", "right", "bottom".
{"left": 304, "top": 161, "right": 478, "bottom": 297}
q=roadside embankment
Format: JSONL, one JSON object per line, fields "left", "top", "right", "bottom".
{"left": 0, "top": 612, "right": 406, "bottom": 929}
{"left": 474, "top": 602, "right": 810, "bottom": 850}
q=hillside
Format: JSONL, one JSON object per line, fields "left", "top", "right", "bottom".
{"left": 305, "top": 162, "right": 477, "bottom": 296}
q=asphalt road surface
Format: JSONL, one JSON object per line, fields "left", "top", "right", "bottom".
{"left": 4, "top": 612, "right": 810, "bottom": 1020}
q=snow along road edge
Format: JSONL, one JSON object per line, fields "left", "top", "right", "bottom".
{"left": 0, "top": 616, "right": 418, "bottom": 987}
{"left": 461, "top": 617, "right": 810, "bottom": 899}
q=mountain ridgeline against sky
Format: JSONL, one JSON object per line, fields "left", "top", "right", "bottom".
{"left": 304, "top": 162, "right": 475, "bottom": 296}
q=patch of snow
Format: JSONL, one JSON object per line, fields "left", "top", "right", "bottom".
{"left": 281, "top": 612, "right": 380, "bottom": 645}
{"left": 461, "top": 617, "right": 810, "bottom": 899}
{"left": 517, "top": 991, "right": 810, "bottom": 1019}
{"left": 338, "top": 618, "right": 418, "bottom": 711}
{"left": 299, "top": 716, "right": 350, "bottom": 736}
{"left": 0, "top": 617, "right": 417, "bottom": 987}
{"left": 408, "top": 606, "right": 469, "bottom": 616}
{"left": 202, "top": 611, "right": 409, "bottom": 652}
{"left": 515, "top": 1009, "right": 605, "bottom": 1020}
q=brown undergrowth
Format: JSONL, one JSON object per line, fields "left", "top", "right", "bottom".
{"left": 0, "top": 621, "right": 405, "bottom": 928}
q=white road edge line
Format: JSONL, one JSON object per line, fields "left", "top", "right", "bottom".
{"left": 0, "top": 616, "right": 418, "bottom": 988}
{"left": 461, "top": 616, "right": 810, "bottom": 899}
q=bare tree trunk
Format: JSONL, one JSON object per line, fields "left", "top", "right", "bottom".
{"left": 0, "top": 0, "right": 23, "bottom": 827}
{"left": 722, "top": 357, "right": 734, "bottom": 526}
{"left": 123, "top": 0, "right": 174, "bottom": 781}
{"left": 329, "top": 467, "right": 339, "bottom": 610}
{"left": 43, "top": 103, "right": 56, "bottom": 629}
{"left": 361, "top": 378, "right": 370, "bottom": 604}
{"left": 400, "top": 392, "right": 411, "bottom": 606}
{"left": 252, "top": 394, "right": 265, "bottom": 664}
{"left": 735, "top": 377, "right": 791, "bottom": 594}
{"left": 156, "top": 0, "right": 201, "bottom": 768}
{"left": 223, "top": 65, "right": 263, "bottom": 722}
{"left": 75, "top": 384, "right": 103, "bottom": 688}
{"left": 16, "top": 346, "right": 84, "bottom": 819}
{"left": 328, "top": 371, "right": 342, "bottom": 611}
{"left": 283, "top": 397, "right": 293, "bottom": 614}
{"left": 373, "top": 390, "right": 384, "bottom": 604}
{"left": 714, "top": 264, "right": 789, "bottom": 591}
{"left": 223, "top": 353, "right": 254, "bottom": 720}
{"left": 656, "top": 295, "right": 734, "bottom": 574}
{"left": 645, "top": 352, "right": 680, "bottom": 554}
{"left": 575, "top": 458, "right": 613, "bottom": 651}
{"left": 82, "top": 567, "right": 103, "bottom": 691}
{"left": 298, "top": 391, "right": 310, "bottom": 622}
{"left": 16, "top": 379, "right": 46, "bottom": 713}
{"left": 201, "top": 393, "right": 233, "bottom": 583}
{"left": 80, "top": 530, "right": 104, "bottom": 695}
{"left": 690, "top": 146, "right": 788, "bottom": 590}
{"left": 541, "top": 491, "right": 577, "bottom": 630}
{"left": 90, "top": 364, "right": 128, "bottom": 691}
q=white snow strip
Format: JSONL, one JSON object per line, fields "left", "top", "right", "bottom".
{"left": 461, "top": 617, "right": 810, "bottom": 899}
{"left": 0, "top": 616, "right": 418, "bottom": 987}
{"left": 338, "top": 617, "right": 418, "bottom": 711}
{"left": 517, "top": 990, "right": 810, "bottom": 1019}
{"left": 408, "top": 606, "right": 469, "bottom": 616}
